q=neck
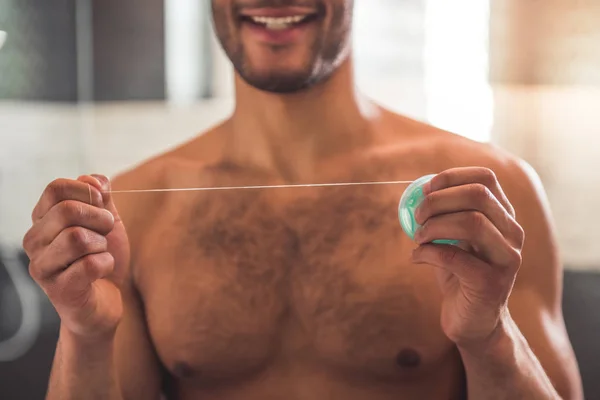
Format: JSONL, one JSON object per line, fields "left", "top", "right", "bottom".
{"left": 224, "top": 59, "right": 382, "bottom": 181}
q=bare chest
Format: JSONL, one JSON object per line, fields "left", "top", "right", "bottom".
{"left": 135, "top": 185, "right": 455, "bottom": 384}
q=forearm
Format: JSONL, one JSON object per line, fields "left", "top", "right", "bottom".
{"left": 459, "top": 313, "right": 560, "bottom": 400}
{"left": 46, "top": 326, "right": 122, "bottom": 400}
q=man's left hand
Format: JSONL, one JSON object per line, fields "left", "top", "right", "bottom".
{"left": 412, "top": 167, "right": 525, "bottom": 349}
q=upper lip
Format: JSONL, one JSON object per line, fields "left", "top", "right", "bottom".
{"left": 238, "top": 7, "right": 317, "bottom": 18}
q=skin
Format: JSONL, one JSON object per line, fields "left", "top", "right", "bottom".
{"left": 23, "top": 0, "right": 583, "bottom": 399}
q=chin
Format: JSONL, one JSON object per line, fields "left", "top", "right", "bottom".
{"left": 238, "top": 69, "right": 317, "bottom": 93}
{"left": 237, "top": 56, "right": 319, "bottom": 93}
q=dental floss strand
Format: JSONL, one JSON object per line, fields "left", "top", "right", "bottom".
{"left": 103, "top": 176, "right": 444, "bottom": 242}
{"left": 106, "top": 180, "right": 415, "bottom": 194}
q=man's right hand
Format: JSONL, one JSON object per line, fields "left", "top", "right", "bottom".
{"left": 23, "top": 175, "right": 130, "bottom": 340}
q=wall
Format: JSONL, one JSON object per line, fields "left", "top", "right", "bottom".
{"left": 490, "top": 0, "right": 600, "bottom": 86}
{"left": 353, "top": 0, "right": 428, "bottom": 118}
{"left": 0, "top": 0, "right": 78, "bottom": 101}
{"left": 92, "top": 0, "right": 166, "bottom": 101}
{"left": 489, "top": 0, "right": 600, "bottom": 269}
{"left": 492, "top": 86, "right": 600, "bottom": 269}
{"left": 0, "top": 100, "right": 233, "bottom": 246}
{"left": 0, "top": 0, "right": 166, "bottom": 102}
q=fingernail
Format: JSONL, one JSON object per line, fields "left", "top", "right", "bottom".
{"left": 414, "top": 207, "right": 423, "bottom": 224}
{"left": 422, "top": 182, "right": 432, "bottom": 195}
{"left": 414, "top": 228, "right": 424, "bottom": 243}
{"left": 92, "top": 177, "right": 103, "bottom": 189}
{"left": 91, "top": 174, "right": 109, "bottom": 191}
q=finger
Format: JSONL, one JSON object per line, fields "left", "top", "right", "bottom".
{"left": 412, "top": 243, "right": 491, "bottom": 282}
{"left": 412, "top": 244, "right": 514, "bottom": 305}
{"left": 26, "top": 200, "right": 115, "bottom": 249}
{"left": 415, "top": 184, "right": 524, "bottom": 247}
{"left": 44, "top": 252, "right": 115, "bottom": 307}
{"left": 424, "top": 167, "right": 515, "bottom": 217}
{"left": 414, "top": 211, "right": 522, "bottom": 267}
{"left": 89, "top": 175, "right": 127, "bottom": 284}
{"left": 32, "top": 178, "right": 104, "bottom": 222}
{"left": 29, "top": 227, "right": 108, "bottom": 281}
{"left": 89, "top": 174, "right": 122, "bottom": 223}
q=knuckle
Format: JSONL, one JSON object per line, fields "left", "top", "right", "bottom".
{"left": 80, "top": 255, "right": 100, "bottom": 276}
{"left": 67, "top": 227, "right": 93, "bottom": 252}
{"left": 505, "top": 216, "right": 525, "bottom": 247}
{"left": 22, "top": 229, "right": 36, "bottom": 252}
{"left": 507, "top": 247, "right": 522, "bottom": 269}
{"left": 103, "top": 252, "right": 115, "bottom": 270}
{"left": 514, "top": 223, "right": 525, "bottom": 246}
{"left": 480, "top": 167, "right": 497, "bottom": 181}
{"left": 470, "top": 183, "right": 492, "bottom": 203}
{"left": 84, "top": 253, "right": 106, "bottom": 269}
{"left": 30, "top": 207, "right": 40, "bottom": 222}
{"left": 468, "top": 211, "right": 486, "bottom": 232}
{"left": 65, "top": 255, "right": 111, "bottom": 290}
{"left": 85, "top": 253, "right": 114, "bottom": 277}
{"left": 28, "top": 260, "right": 41, "bottom": 281}
{"left": 28, "top": 257, "right": 54, "bottom": 284}
{"left": 46, "top": 179, "right": 69, "bottom": 200}
{"left": 61, "top": 200, "right": 88, "bottom": 222}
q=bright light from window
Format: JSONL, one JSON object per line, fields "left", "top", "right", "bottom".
{"left": 424, "top": 0, "right": 493, "bottom": 142}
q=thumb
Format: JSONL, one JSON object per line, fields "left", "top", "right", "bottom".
{"left": 90, "top": 174, "right": 121, "bottom": 221}
{"left": 76, "top": 174, "right": 122, "bottom": 224}
{"left": 87, "top": 174, "right": 129, "bottom": 286}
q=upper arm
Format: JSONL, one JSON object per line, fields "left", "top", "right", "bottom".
{"left": 501, "top": 160, "right": 583, "bottom": 399}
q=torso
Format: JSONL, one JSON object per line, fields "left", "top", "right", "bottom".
{"left": 121, "top": 114, "right": 493, "bottom": 400}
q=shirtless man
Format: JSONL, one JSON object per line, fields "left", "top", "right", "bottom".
{"left": 22, "top": 1, "right": 583, "bottom": 399}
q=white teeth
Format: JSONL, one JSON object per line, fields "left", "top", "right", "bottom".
{"left": 249, "top": 15, "right": 308, "bottom": 30}
{"left": 267, "top": 21, "right": 288, "bottom": 30}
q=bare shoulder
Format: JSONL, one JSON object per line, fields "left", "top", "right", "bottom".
{"left": 384, "top": 112, "right": 543, "bottom": 200}
{"left": 419, "top": 123, "right": 548, "bottom": 222}
{"left": 386, "top": 111, "right": 555, "bottom": 261}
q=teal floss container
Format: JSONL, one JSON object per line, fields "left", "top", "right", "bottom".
{"left": 398, "top": 174, "right": 459, "bottom": 245}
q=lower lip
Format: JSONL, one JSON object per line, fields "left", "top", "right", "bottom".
{"left": 241, "top": 20, "right": 315, "bottom": 45}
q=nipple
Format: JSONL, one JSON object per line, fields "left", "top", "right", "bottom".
{"left": 398, "top": 174, "right": 459, "bottom": 245}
